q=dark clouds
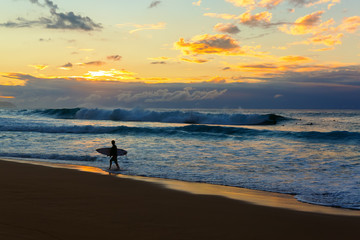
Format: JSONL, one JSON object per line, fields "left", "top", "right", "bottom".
{"left": 83, "top": 61, "right": 106, "bottom": 66}
{"left": 149, "top": 1, "right": 161, "bottom": 9}
{"left": 288, "top": 0, "right": 315, "bottom": 6}
{"left": 59, "top": 62, "right": 73, "bottom": 69}
{"left": 0, "top": 73, "right": 229, "bottom": 108}
{"left": 214, "top": 23, "right": 240, "bottom": 34}
{"left": 107, "top": 55, "right": 122, "bottom": 61}
{"left": 2, "top": 65, "right": 360, "bottom": 109}
{"left": 0, "top": 0, "right": 102, "bottom": 31}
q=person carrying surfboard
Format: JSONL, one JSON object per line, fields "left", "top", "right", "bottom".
{"left": 109, "top": 140, "right": 120, "bottom": 170}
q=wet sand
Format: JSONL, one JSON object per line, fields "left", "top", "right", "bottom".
{"left": 0, "top": 159, "right": 359, "bottom": 240}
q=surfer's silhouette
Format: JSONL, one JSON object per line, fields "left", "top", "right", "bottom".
{"left": 109, "top": 140, "right": 120, "bottom": 170}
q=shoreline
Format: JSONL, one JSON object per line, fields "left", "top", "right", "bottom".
{"left": 1, "top": 158, "right": 360, "bottom": 240}
{"left": 2, "top": 157, "right": 360, "bottom": 216}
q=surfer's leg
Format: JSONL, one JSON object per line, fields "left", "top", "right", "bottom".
{"left": 114, "top": 159, "right": 120, "bottom": 170}
{"left": 109, "top": 158, "right": 113, "bottom": 169}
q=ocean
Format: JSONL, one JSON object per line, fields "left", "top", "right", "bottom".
{"left": 0, "top": 108, "right": 359, "bottom": 210}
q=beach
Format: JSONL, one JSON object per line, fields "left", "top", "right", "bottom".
{"left": 1, "top": 159, "right": 359, "bottom": 240}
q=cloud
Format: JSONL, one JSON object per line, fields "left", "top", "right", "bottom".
{"left": 239, "top": 11, "right": 272, "bottom": 27}
{"left": 117, "top": 88, "right": 228, "bottom": 103}
{"left": 0, "top": 73, "right": 32, "bottom": 86}
{"left": 214, "top": 23, "right": 241, "bottom": 34}
{"left": 206, "top": 77, "right": 227, "bottom": 83}
{"left": 225, "top": 0, "right": 284, "bottom": 9}
{"left": 225, "top": 0, "right": 256, "bottom": 8}
{"left": 303, "top": 0, "right": 340, "bottom": 9}
{"left": 107, "top": 55, "right": 122, "bottom": 61}
{"left": 151, "top": 61, "right": 167, "bottom": 64}
{"left": 2, "top": 66, "right": 360, "bottom": 109}
{"left": 0, "top": 0, "right": 102, "bottom": 31}
{"left": 192, "top": 0, "right": 202, "bottom": 6}
{"left": 308, "top": 33, "right": 343, "bottom": 46}
{"left": 180, "top": 57, "right": 210, "bottom": 64}
{"left": 228, "top": 60, "right": 360, "bottom": 79}
{"left": 205, "top": 11, "right": 274, "bottom": 28}
{"left": 28, "top": 64, "right": 48, "bottom": 71}
{"left": 118, "top": 22, "right": 166, "bottom": 34}
{"left": 204, "top": 13, "right": 238, "bottom": 20}
{"left": 39, "top": 38, "right": 51, "bottom": 42}
{"left": 280, "top": 12, "right": 360, "bottom": 48}
{"left": 59, "top": 62, "right": 73, "bottom": 70}
{"left": 280, "top": 55, "right": 313, "bottom": 62}
{"left": 288, "top": 0, "right": 340, "bottom": 9}
{"left": 174, "top": 34, "right": 244, "bottom": 56}
{"left": 340, "top": 16, "right": 360, "bottom": 33}
{"left": 288, "top": 0, "right": 313, "bottom": 6}
{"left": 0, "top": 95, "right": 15, "bottom": 99}
{"left": 279, "top": 11, "right": 324, "bottom": 35}
{"left": 71, "top": 69, "right": 138, "bottom": 82}
{"left": 148, "top": 1, "right": 161, "bottom": 8}
{"left": 258, "top": 0, "right": 284, "bottom": 9}
{"left": 82, "top": 61, "right": 106, "bottom": 66}
{"left": 174, "top": 34, "right": 270, "bottom": 61}
{"left": 148, "top": 56, "right": 171, "bottom": 61}
{"left": 45, "top": 11, "right": 102, "bottom": 31}
{"left": 0, "top": 101, "right": 16, "bottom": 108}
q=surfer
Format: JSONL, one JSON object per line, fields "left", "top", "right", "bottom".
{"left": 109, "top": 140, "right": 120, "bottom": 170}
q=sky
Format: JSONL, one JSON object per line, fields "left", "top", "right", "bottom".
{"left": 0, "top": 0, "right": 359, "bottom": 109}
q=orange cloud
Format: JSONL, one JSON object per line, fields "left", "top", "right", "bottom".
{"left": 192, "top": 0, "right": 202, "bottom": 6}
{"left": 279, "top": 11, "right": 324, "bottom": 35}
{"left": 281, "top": 12, "right": 360, "bottom": 49}
{"left": 239, "top": 11, "right": 272, "bottom": 27}
{"left": 180, "top": 57, "right": 209, "bottom": 63}
{"left": 311, "top": 47, "right": 335, "bottom": 52}
{"left": 1, "top": 73, "right": 28, "bottom": 86}
{"left": 73, "top": 69, "right": 137, "bottom": 82}
{"left": 148, "top": 56, "right": 171, "bottom": 61}
{"left": 226, "top": 0, "right": 284, "bottom": 9}
{"left": 258, "top": 0, "right": 283, "bottom": 9}
{"left": 28, "top": 64, "right": 48, "bottom": 71}
{"left": 226, "top": 0, "right": 256, "bottom": 8}
{"left": 309, "top": 33, "right": 343, "bottom": 46}
{"left": 340, "top": 16, "right": 360, "bottom": 33}
{"left": 174, "top": 34, "right": 244, "bottom": 56}
{"left": 229, "top": 60, "right": 352, "bottom": 77}
{"left": 0, "top": 95, "right": 15, "bottom": 99}
{"left": 205, "top": 11, "right": 272, "bottom": 27}
{"left": 204, "top": 13, "right": 237, "bottom": 20}
{"left": 280, "top": 55, "right": 313, "bottom": 62}
{"left": 207, "top": 76, "right": 227, "bottom": 83}
{"left": 305, "top": 0, "right": 340, "bottom": 9}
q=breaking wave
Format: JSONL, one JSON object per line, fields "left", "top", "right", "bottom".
{"left": 27, "top": 108, "right": 288, "bottom": 125}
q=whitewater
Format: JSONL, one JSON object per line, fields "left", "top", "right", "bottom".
{"left": 0, "top": 108, "right": 359, "bottom": 210}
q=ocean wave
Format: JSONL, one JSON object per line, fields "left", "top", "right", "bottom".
{"left": 28, "top": 108, "right": 287, "bottom": 125}
{"left": 1, "top": 121, "right": 359, "bottom": 143}
{"left": 280, "top": 130, "right": 360, "bottom": 142}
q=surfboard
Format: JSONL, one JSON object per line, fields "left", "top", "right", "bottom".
{"left": 96, "top": 148, "right": 127, "bottom": 156}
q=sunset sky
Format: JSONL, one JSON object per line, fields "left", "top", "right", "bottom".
{"left": 0, "top": 0, "right": 359, "bottom": 109}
